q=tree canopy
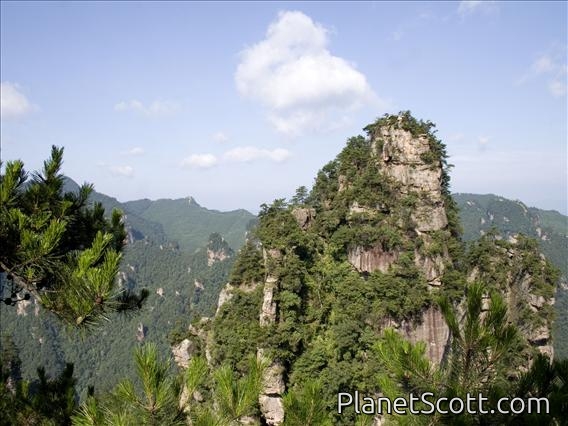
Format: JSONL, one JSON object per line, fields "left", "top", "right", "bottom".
{"left": 0, "top": 146, "right": 147, "bottom": 328}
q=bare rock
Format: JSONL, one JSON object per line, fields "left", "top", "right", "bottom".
{"left": 172, "top": 338, "right": 196, "bottom": 369}
{"left": 406, "top": 306, "right": 449, "bottom": 364}
{"left": 216, "top": 283, "right": 234, "bottom": 314}
{"left": 259, "top": 395, "right": 284, "bottom": 425}
{"left": 291, "top": 207, "right": 316, "bottom": 230}
{"left": 207, "top": 247, "right": 229, "bottom": 266}
{"left": 348, "top": 245, "right": 398, "bottom": 273}
{"left": 260, "top": 276, "right": 278, "bottom": 326}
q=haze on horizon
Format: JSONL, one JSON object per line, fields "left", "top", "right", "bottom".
{"left": 1, "top": 1, "right": 566, "bottom": 214}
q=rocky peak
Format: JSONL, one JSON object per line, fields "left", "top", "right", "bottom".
{"left": 206, "top": 233, "right": 233, "bottom": 266}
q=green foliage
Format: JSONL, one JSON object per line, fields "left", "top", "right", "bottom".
{"left": 375, "top": 283, "right": 567, "bottom": 425}
{"left": 72, "top": 343, "right": 185, "bottom": 426}
{"left": 454, "top": 193, "right": 567, "bottom": 359}
{"left": 1, "top": 355, "right": 79, "bottom": 426}
{"left": 213, "top": 355, "right": 266, "bottom": 422}
{"left": 0, "top": 146, "right": 145, "bottom": 327}
{"left": 229, "top": 240, "right": 265, "bottom": 286}
{"left": 291, "top": 186, "right": 309, "bottom": 206}
{"left": 283, "top": 380, "right": 332, "bottom": 426}
{"left": 212, "top": 287, "right": 264, "bottom": 370}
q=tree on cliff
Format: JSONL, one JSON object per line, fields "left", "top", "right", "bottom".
{"left": 0, "top": 146, "right": 147, "bottom": 327}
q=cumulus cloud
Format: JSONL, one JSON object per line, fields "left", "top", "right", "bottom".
{"left": 114, "top": 99, "right": 180, "bottom": 116}
{"left": 181, "top": 146, "right": 292, "bottom": 170}
{"left": 1, "top": 82, "right": 34, "bottom": 119}
{"left": 235, "top": 11, "right": 377, "bottom": 135}
{"left": 224, "top": 146, "right": 291, "bottom": 163}
{"left": 181, "top": 154, "right": 219, "bottom": 169}
{"left": 478, "top": 136, "right": 490, "bottom": 146}
{"left": 212, "top": 131, "right": 229, "bottom": 143}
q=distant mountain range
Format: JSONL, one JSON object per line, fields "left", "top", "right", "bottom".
{"left": 2, "top": 181, "right": 566, "bottom": 399}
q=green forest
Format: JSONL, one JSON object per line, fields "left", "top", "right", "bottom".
{"left": 1, "top": 113, "right": 567, "bottom": 425}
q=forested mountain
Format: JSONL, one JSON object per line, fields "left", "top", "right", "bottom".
{"left": 203, "top": 112, "right": 563, "bottom": 424}
{"left": 122, "top": 197, "right": 255, "bottom": 252}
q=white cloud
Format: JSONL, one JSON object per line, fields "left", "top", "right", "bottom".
{"left": 532, "top": 55, "right": 555, "bottom": 74}
{"left": 478, "top": 136, "right": 490, "bottom": 146}
{"left": 212, "top": 131, "right": 229, "bottom": 143}
{"left": 235, "top": 11, "right": 377, "bottom": 135}
{"left": 447, "top": 132, "right": 465, "bottom": 142}
{"left": 224, "top": 146, "right": 291, "bottom": 163}
{"left": 98, "top": 164, "right": 134, "bottom": 177}
{"left": 549, "top": 79, "right": 567, "bottom": 97}
{"left": 457, "top": 1, "right": 497, "bottom": 17}
{"left": 517, "top": 49, "right": 567, "bottom": 97}
{"left": 181, "top": 154, "right": 218, "bottom": 169}
{"left": 1, "top": 82, "right": 34, "bottom": 119}
{"left": 125, "top": 147, "right": 145, "bottom": 156}
{"left": 114, "top": 99, "right": 180, "bottom": 116}
{"left": 110, "top": 165, "right": 134, "bottom": 177}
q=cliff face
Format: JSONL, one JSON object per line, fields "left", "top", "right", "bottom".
{"left": 343, "top": 114, "right": 454, "bottom": 363}
{"left": 207, "top": 112, "right": 558, "bottom": 425}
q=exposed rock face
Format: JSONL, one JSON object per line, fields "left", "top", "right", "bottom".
{"left": 348, "top": 245, "right": 399, "bottom": 273}
{"left": 414, "top": 248, "right": 446, "bottom": 286}
{"left": 351, "top": 117, "right": 451, "bottom": 357}
{"left": 468, "top": 240, "right": 556, "bottom": 359}
{"left": 207, "top": 247, "right": 229, "bottom": 266}
{"left": 374, "top": 125, "right": 448, "bottom": 232}
{"left": 172, "top": 338, "right": 196, "bottom": 369}
{"left": 260, "top": 276, "right": 278, "bottom": 326}
{"left": 406, "top": 307, "right": 449, "bottom": 362}
{"left": 136, "top": 322, "right": 147, "bottom": 342}
{"left": 16, "top": 298, "right": 32, "bottom": 316}
{"left": 258, "top": 249, "right": 285, "bottom": 425}
{"left": 216, "top": 283, "right": 234, "bottom": 314}
{"left": 382, "top": 307, "right": 449, "bottom": 364}
{"left": 291, "top": 207, "right": 316, "bottom": 230}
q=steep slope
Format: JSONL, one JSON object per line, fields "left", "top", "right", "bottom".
{"left": 209, "top": 112, "right": 559, "bottom": 425}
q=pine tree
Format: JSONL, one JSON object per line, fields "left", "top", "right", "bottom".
{"left": 375, "top": 282, "right": 523, "bottom": 425}
{"left": 0, "top": 146, "right": 147, "bottom": 328}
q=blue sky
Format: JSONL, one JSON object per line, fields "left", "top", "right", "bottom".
{"left": 1, "top": 1, "right": 566, "bottom": 214}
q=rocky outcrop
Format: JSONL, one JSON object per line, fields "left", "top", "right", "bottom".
{"left": 172, "top": 338, "right": 197, "bottom": 369}
{"left": 382, "top": 306, "right": 449, "bottom": 364}
{"left": 291, "top": 207, "right": 316, "bottom": 230}
{"left": 216, "top": 283, "right": 234, "bottom": 314}
{"left": 405, "top": 307, "right": 449, "bottom": 362}
{"left": 260, "top": 276, "right": 278, "bottom": 326}
{"left": 207, "top": 247, "right": 230, "bottom": 266}
{"left": 467, "top": 239, "right": 556, "bottom": 359}
{"left": 258, "top": 249, "right": 285, "bottom": 425}
{"left": 136, "top": 322, "right": 147, "bottom": 342}
{"left": 374, "top": 124, "right": 448, "bottom": 233}
{"left": 348, "top": 245, "right": 399, "bottom": 273}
